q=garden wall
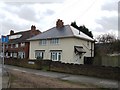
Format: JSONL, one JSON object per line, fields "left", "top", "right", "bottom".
{"left": 4, "top": 58, "right": 120, "bottom": 80}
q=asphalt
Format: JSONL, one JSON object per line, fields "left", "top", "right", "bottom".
{"left": 5, "top": 65, "right": 120, "bottom": 89}
{"left": 0, "top": 57, "right": 10, "bottom": 89}
{"left": 0, "top": 64, "right": 2, "bottom": 90}
{"left": 2, "top": 65, "right": 10, "bottom": 89}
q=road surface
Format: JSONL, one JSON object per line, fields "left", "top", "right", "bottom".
{"left": 0, "top": 64, "right": 2, "bottom": 90}
{"left": 6, "top": 65, "right": 120, "bottom": 89}
{"left": 0, "top": 59, "right": 10, "bottom": 89}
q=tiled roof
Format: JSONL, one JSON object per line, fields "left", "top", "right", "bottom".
{"left": 7, "top": 30, "right": 40, "bottom": 44}
{"left": 28, "top": 25, "right": 94, "bottom": 41}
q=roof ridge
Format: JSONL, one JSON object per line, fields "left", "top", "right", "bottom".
{"left": 70, "top": 26, "right": 94, "bottom": 41}
{"left": 8, "top": 29, "right": 31, "bottom": 35}
{"left": 69, "top": 25, "right": 75, "bottom": 36}
{"left": 28, "top": 24, "right": 94, "bottom": 41}
{"left": 42, "top": 24, "right": 70, "bottom": 34}
{"left": 28, "top": 25, "right": 70, "bottom": 40}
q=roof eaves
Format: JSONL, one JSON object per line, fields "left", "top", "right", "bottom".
{"left": 28, "top": 36, "right": 76, "bottom": 41}
{"left": 74, "top": 36, "right": 94, "bottom": 41}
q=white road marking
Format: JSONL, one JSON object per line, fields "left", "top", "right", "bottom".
{"left": 100, "top": 81, "right": 118, "bottom": 85}
{"left": 13, "top": 69, "right": 27, "bottom": 73}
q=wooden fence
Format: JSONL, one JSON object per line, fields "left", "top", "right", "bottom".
{"left": 93, "top": 55, "right": 120, "bottom": 67}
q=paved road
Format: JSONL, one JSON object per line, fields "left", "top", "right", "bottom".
{"left": 2, "top": 66, "right": 10, "bottom": 89}
{"left": 0, "top": 57, "right": 10, "bottom": 89}
{"left": 6, "top": 65, "right": 119, "bottom": 89}
{"left": 0, "top": 58, "right": 2, "bottom": 89}
{"left": 0, "top": 64, "right": 2, "bottom": 90}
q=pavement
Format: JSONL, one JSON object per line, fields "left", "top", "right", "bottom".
{"left": 0, "top": 64, "right": 2, "bottom": 90}
{"left": 5, "top": 65, "right": 120, "bottom": 89}
{"left": 0, "top": 62, "right": 10, "bottom": 89}
{"left": 2, "top": 66, "right": 10, "bottom": 89}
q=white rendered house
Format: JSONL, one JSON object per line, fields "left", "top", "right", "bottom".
{"left": 28, "top": 19, "right": 95, "bottom": 64}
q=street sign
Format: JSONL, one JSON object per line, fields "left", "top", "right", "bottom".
{"left": 1, "top": 35, "right": 8, "bottom": 43}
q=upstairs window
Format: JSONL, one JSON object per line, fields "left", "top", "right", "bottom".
{"left": 39, "top": 39, "right": 47, "bottom": 45}
{"left": 15, "top": 44, "right": 18, "bottom": 48}
{"left": 9, "top": 34, "right": 22, "bottom": 39}
{"left": 21, "top": 43, "right": 25, "bottom": 47}
{"left": 50, "top": 38, "right": 59, "bottom": 44}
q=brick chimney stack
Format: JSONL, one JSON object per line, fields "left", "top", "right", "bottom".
{"left": 10, "top": 30, "right": 14, "bottom": 35}
{"left": 31, "top": 25, "right": 36, "bottom": 30}
{"left": 56, "top": 19, "right": 64, "bottom": 28}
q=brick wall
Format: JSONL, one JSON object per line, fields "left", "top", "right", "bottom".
{"left": 50, "top": 61, "right": 120, "bottom": 80}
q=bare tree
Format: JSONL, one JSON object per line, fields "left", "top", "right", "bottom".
{"left": 95, "top": 33, "right": 119, "bottom": 55}
{"left": 96, "top": 33, "right": 116, "bottom": 43}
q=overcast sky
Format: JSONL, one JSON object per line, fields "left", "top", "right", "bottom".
{"left": 0, "top": 0, "right": 119, "bottom": 38}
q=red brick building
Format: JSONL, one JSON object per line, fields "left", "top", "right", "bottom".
{"left": 5, "top": 25, "right": 41, "bottom": 59}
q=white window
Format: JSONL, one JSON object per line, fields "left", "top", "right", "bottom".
{"left": 35, "top": 50, "right": 44, "bottom": 59}
{"left": 18, "top": 52, "right": 25, "bottom": 59}
{"left": 13, "top": 53, "right": 17, "bottom": 58}
{"left": 51, "top": 51, "right": 61, "bottom": 61}
{"left": 6, "top": 52, "right": 10, "bottom": 58}
{"left": 11, "top": 44, "right": 13, "bottom": 48}
{"left": 9, "top": 34, "right": 22, "bottom": 39}
{"left": 21, "top": 43, "right": 25, "bottom": 47}
{"left": 39, "top": 40, "right": 47, "bottom": 45}
{"left": 10, "top": 53, "right": 13, "bottom": 57}
{"left": 6, "top": 52, "right": 8, "bottom": 57}
{"left": 15, "top": 44, "right": 18, "bottom": 48}
{"left": 6, "top": 45, "right": 8, "bottom": 48}
{"left": 50, "top": 38, "right": 59, "bottom": 44}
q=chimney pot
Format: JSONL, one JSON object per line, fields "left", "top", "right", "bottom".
{"left": 56, "top": 19, "right": 64, "bottom": 28}
{"left": 31, "top": 25, "right": 36, "bottom": 30}
{"left": 10, "top": 30, "right": 14, "bottom": 35}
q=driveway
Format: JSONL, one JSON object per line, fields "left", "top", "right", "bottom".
{"left": 5, "top": 65, "right": 119, "bottom": 89}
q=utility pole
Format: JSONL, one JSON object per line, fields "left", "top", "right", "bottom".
{"left": 2, "top": 43, "right": 5, "bottom": 67}
{"left": 1, "top": 36, "right": 9, "bottom": 68}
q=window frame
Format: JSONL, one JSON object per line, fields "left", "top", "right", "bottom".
{"left": 18, "top": 52, "right": 25, "bottom": 59}
{"left": 39, "top": 39, "right": 47, "bottom": 45}
{"left": 15, "top": 44, "right": 18, "bottom": 48}
{"left": 11, "top": 44, "right": 13, "bottom": 48}
{"left": 13, "top": 52, "right": 17, "bottom": 58}
{"left": 50, "top": 50, "right": 62, "bottom": 61}
{"left": 50, "top": 38, "right": 59, "bottom": 44}
{"left": 10, "top": 52, "right": 13, "bottom": 57}
{"left": 21, "top": 43, "right": 25, "bottom": 47}
{"left": 35, "top": 50, "right": 45, "bottom": 59}
{"left": 6, "top": 45, "right": 8, "bottom": 48}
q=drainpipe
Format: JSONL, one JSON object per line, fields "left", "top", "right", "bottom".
{"left": 91, "top": 42, "right": 92, "bottom": 57}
